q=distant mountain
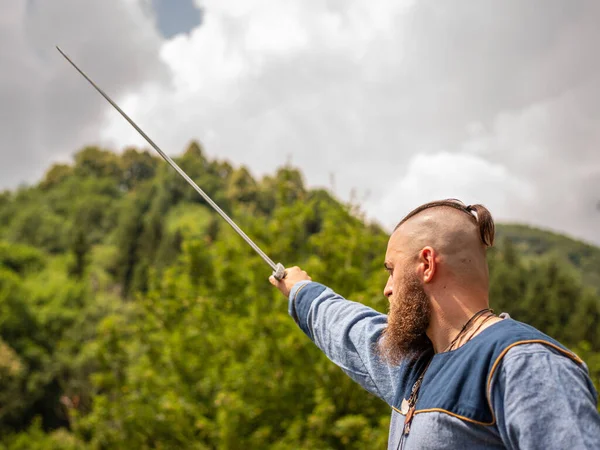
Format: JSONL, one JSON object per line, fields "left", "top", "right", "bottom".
{"left": 496, "top": 223, "right": 600, "bottom": 292}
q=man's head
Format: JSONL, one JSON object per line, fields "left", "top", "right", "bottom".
{"left": 378, "top": 199, "right": 495, "bottom": 363}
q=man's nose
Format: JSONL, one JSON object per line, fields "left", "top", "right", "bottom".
{"left": 383, "top": 278, "right": 393, "bottom": 298}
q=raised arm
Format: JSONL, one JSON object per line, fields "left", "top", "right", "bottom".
{"left": 270, "top": 267, "right": 405, "bottom": 406}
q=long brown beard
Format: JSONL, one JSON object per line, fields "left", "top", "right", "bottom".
{"left": 378, "top": 271, "right": 433, "bottom": 365}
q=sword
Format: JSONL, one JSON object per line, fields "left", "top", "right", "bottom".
{"left": 56, "top": 46, "right": 286, "bottom": 281}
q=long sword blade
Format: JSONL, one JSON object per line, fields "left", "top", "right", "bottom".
{"left": 57, "top": 46, "right": 285, "bottom": 278}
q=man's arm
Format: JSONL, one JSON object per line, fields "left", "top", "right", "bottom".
{"left": 270, "top": 268, "right": 403, "bottom": 406}
{"left": 491, "top": 343, "right": 600, "bottom": 450}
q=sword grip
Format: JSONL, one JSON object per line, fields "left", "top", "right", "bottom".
{"left": 272, "top": 263, "right": 286, "bottom": 281}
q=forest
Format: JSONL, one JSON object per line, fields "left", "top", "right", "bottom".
{"left": 0, "top": 142, "right": 599, "bottom": 449}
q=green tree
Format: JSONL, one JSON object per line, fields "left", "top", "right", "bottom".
{"left": 1, "top": 143, "right": 599, "bottom": 448}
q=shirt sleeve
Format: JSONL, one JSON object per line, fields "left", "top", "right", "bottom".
{"left": 287, "top": 280, "right": 404, "bottom": 406}
{"left": 491, "top": 343, "right": 600, "bottom": 450}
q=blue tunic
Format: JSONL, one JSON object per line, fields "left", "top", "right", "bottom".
{"left": 288, "top": 281, "right": 600, "bottom": 449}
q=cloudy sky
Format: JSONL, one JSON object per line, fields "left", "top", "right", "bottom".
{"left": 2, "top": 0, "right": 599, "bottom": 245}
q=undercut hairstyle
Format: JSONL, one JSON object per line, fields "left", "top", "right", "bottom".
{"left": 395, "top": 199, "right": 495, "bottom": 247}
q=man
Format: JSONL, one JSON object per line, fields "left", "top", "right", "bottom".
{"left": 270, "top": 199, "right": 600, "bottom": 449}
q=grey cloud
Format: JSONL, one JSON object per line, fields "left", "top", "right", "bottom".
{"left": 197, "top": 1, "right": 600, "bottom": 190}
{"left": 398, "top": 1, "right": 599, "bottom": 121}
{"left": 0, "top": 0, "right": 167, "bottom": 189}
{"left": 2, "top": 0, "right": 599, "bottom": 245}
{"left": 245, "top": 1, "right": 600, "bottom": 243}
{"left": 460, "top": 80, "right": 600, "bottom": 243}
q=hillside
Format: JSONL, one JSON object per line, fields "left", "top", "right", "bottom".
{"left": 496, "top": 224, "right": 600, "bottom": 292}
{"left": 0, "top": 143, "right": 598, "bottom": 449}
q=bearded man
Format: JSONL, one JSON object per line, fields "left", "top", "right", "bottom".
{"left": 270, "top": 199, "right": 600, "bottom": 449}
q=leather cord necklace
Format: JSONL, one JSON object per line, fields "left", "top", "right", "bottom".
{"left": 443, "top": 308, "right": 495, "bottom": 352}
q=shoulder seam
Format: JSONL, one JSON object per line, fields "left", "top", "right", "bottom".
{"left": 485, "top": 340, "right": 583, "bottom": 426}
{"left": 501, "top": 343, "right": 576, "bottom": 362}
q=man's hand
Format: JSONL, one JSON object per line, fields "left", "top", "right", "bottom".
{"left": 269, "top": 266, "right": 312, "bottom": 298}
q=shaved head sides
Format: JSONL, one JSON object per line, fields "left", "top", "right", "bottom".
{"left": 395, "top": 199, "right": 495, "bottom": 248}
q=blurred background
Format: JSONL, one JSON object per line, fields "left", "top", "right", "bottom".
{"left": 0, "top": 1, "right": 599, "bottom": 449}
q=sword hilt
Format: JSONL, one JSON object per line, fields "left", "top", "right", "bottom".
{"left": 272, "top": 263, "right": 286, "bottom": 281}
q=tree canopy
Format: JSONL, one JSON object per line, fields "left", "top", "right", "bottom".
{"left": 0, "top": 143, "right": 598, "bottom": 449}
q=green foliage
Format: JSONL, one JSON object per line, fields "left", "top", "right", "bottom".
{"left": 5, "top": 203, "right": 67, "bottom": 253}
{"left": 0, "top": 242, "right": 45, "bottom": 275}
{"left": 496, "top": 223, "right": 600, "bottom": 292}
{"left": 73, "top": 147, "right": 121, "bottom": 180}
{"left": 40, "top": 164, "right": 73, "bottom": 190}
{"left": 0, "top": 418, "right": 87, "bottom": 450}
{"left": 0, "top": 144, "right": 598, "bottom": 448}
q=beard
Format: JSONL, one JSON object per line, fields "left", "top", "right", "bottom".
{"left": 378, "top": 270, "right": 433, "bottom": 365}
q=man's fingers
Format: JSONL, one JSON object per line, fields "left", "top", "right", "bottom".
{"left": 269, "top": 265, "right": 312, "bottom": 298}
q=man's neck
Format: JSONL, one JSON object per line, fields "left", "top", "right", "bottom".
{"left": 427, "top": 301, "right": 502, "bottom": 353}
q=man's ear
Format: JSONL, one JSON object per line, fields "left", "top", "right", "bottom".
{"left": 419, "top": 246, "right": 436, "bottom": 283}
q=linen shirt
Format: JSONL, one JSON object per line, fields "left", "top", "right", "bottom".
{"left": 288, "top": 281, "right": 600, "bottom": 449}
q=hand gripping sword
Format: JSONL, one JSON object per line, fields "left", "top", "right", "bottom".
{"left": 56, "top": 46, "right": 286, "bottom": 281}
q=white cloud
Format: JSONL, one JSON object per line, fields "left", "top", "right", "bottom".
{"left": 2, "top": 0, "right": 599, "bottom": 245}
{"left": 373, "top": 152, "right": 534, "bottom": 229}
{"left": 100, "top": 0, "right": 418, "bottom": 187}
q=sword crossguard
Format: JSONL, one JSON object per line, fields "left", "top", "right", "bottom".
{"left": 272, "top": 263, "right": 287, "bottom": 281}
